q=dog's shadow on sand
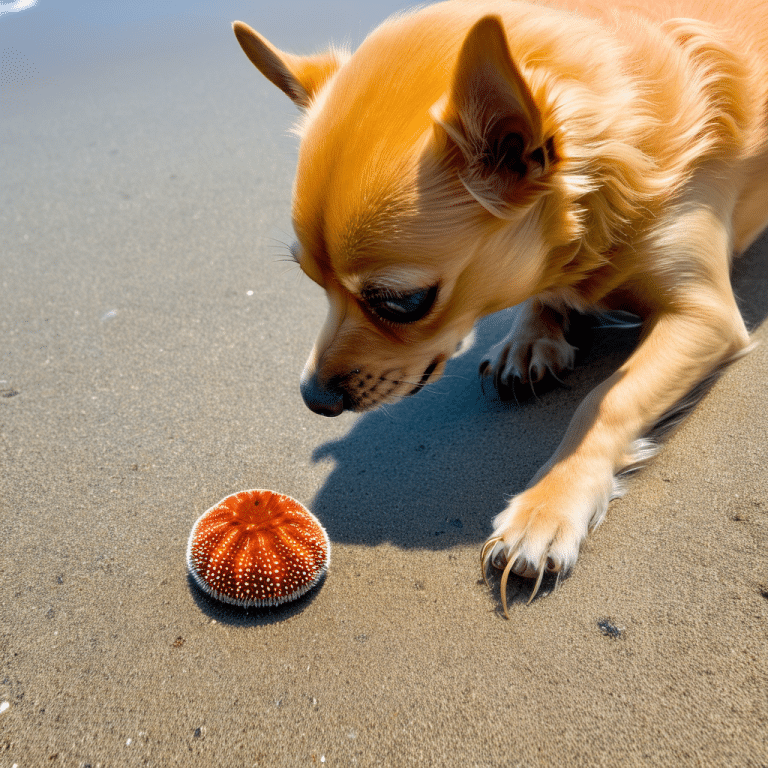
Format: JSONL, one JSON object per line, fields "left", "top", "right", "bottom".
{"left": 310, "top": 235, "right": 768, "bottom": 551}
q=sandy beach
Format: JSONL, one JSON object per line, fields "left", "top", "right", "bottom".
{"left": 2, "top": 2, "right": 767, "bottom": 766}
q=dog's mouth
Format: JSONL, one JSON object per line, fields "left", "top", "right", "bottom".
{"left": 301, "top": 356, "right": 446, "bottom": 416}
{"left": 407, "top": 357, "right": 441, "bottom": 397}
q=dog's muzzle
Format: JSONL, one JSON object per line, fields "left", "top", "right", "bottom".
{"left": 300, "top": 356, "right": 445, "bottom": 416}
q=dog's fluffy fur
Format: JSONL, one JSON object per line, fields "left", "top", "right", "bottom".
{"left": 234, "top": 0, "right": 768, "bottom": 610}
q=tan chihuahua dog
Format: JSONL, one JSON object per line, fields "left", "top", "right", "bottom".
{"left": 234, "top": 0, "right": 768, "bottom": 613}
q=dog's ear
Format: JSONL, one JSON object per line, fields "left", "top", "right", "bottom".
{"left": 233, "top": 21, "right": 342, "bottom": 109}
{"left": 433, "top": 15, "right": 552, "bottom": 217}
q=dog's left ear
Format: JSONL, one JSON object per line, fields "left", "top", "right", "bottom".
{"left": 233, "top": 21, "right": 342, "bottom": 109}
{"left": 433, "top": 15, "right": 552, "bottom": 217}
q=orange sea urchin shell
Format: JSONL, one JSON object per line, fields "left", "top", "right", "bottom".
{"left": 186, "top": 489, "right": 330, "bottom": 607}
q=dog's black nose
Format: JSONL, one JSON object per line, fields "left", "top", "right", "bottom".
{"left": 300, "top": 373, "right": 345, "bottom": 417}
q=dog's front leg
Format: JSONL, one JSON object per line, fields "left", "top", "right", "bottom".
{"left": 483, "top": 296, "right": 750, "bottom": 611}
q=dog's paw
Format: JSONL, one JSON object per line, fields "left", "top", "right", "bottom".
{"left": 481, "top": 477, "right": 612, "bottom": 615}
{"left": 479, "top": 310, "right": 575, "bottom": 396}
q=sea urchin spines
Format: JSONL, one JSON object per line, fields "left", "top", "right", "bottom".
{"left": 186, "top": 489, "right": 330, "bottom": 607}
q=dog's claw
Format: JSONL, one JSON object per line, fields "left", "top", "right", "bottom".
{"left": 480, "top": 535, "right": 509, "bottom": 587}
{"left": 500, "top": 556, "right": 517, "bottom": 617}
{"left": 527, "top": 566, "right": 547, "bottom": 606}
{"left": 481, "top": 532, "right": 565, "bottom": 617}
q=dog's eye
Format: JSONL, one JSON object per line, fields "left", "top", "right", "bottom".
{"left": 362, "top": 284, "right": 438, "bottom": 324}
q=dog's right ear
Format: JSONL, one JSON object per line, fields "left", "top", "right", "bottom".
{"left": 233, "top": 21, "right": 342, "bottom": 109}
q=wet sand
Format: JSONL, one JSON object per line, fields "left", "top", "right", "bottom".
{"left": 2, "top": 2, "right": 767, "bottom": 766}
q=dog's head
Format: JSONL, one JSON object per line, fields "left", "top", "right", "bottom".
{"left": 234, "top": 10, "right": 576, "bottom": 415}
